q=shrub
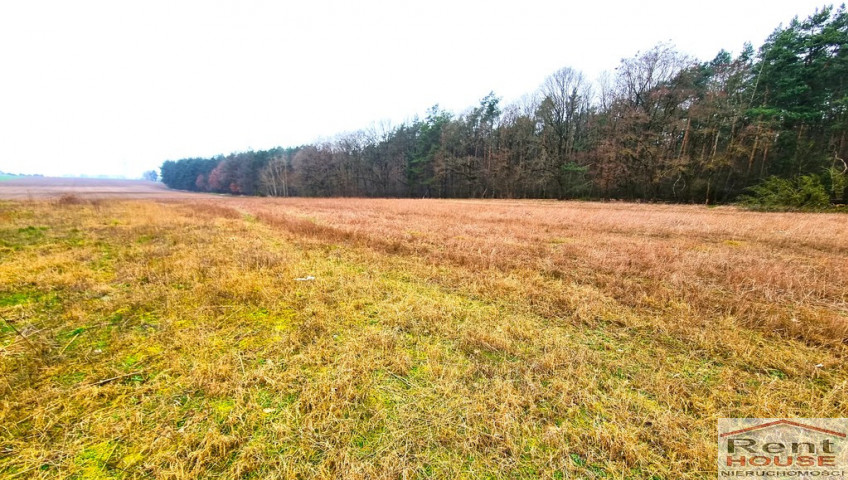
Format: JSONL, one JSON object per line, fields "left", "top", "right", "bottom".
{"left": 739, "top": 175, "right": 830, "bottom": 210}
{"left": 828, "top": 167, "right": 847, "bottom": 203}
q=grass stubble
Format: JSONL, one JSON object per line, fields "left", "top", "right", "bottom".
{"left": 0, "top": 196, "right": 846, "bottom": 479}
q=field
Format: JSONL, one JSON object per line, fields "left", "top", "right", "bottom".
{"left": 0, "top": 178, "right": 198, "bottom": 200}
{"left": 1, "top": 180, "right": 847, "bottom": 479}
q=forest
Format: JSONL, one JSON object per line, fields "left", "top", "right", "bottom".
{"left": 161, "top": 6, "right": 848, "bottom": 205}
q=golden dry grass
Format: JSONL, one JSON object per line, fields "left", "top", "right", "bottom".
{"left": 1, "top": 197, "right": 846, "bottom": 479}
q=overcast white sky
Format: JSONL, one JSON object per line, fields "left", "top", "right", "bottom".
{"left": 0, "top": 0, "right": 831, "bottom": 177}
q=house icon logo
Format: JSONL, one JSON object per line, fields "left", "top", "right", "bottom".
{"left": 718, "top": 418, "right": 848, "bottom": 476}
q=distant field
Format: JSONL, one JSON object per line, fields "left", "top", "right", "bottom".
{"left": 1, "top": 181, "right": 846, "bottom": 478}
{"left": 0, "top": 177, "right": 198, "bottom": 200}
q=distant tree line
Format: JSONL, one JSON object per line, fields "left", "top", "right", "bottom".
{"left": 161, "top": 6, "right": 848, "bottom": 205}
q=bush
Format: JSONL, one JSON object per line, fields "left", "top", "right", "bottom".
{"left": 828, "top": 167, "right": 846, "bottom": 203}
{"left": 739, "top": 174, "right": 831, "bottom": 210}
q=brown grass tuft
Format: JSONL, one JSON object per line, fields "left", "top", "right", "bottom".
{"left": 54, "top": 193, "right": 88, "bottom": 205}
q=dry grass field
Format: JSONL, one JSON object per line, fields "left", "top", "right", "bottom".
{"left": 1, "top": 182, "right": 847, "bottom": 478}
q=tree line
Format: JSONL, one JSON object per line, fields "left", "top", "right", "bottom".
{"left": 161, "top": 6, "right": 848, "bottom": 205}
